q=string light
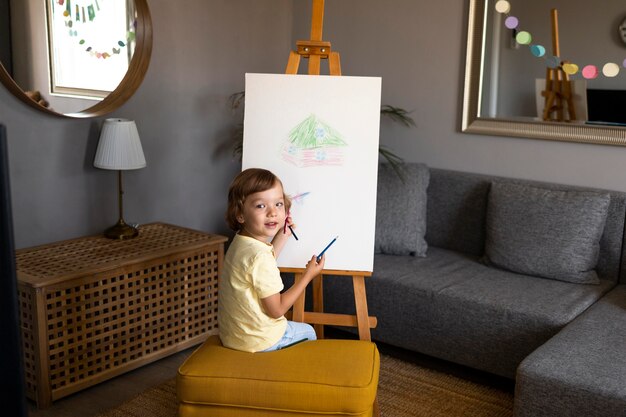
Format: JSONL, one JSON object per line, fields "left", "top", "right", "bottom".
{"left": 494, "top": 0, "right": 624, "bottom": 79}
{"left": 56, "top": 0, "right": 135, "bottom": 59}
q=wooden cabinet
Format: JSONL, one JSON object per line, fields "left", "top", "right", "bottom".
{"left": 16, "top": 223, "right": 227, "bottom": 408}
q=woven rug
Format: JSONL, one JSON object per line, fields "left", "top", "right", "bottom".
{"left": 96, "top": 354, "right": 513, "bottom": 417}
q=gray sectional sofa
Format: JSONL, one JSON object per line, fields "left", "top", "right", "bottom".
{"left": 322, "top": 164, "right": 626, "bottom": 416}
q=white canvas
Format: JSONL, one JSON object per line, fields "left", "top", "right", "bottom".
{"left": 242, "top": 73, "right": 382, "bottom": 272}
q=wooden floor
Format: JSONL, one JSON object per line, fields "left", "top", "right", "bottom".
{"left": 26, "top": 328, "right": 514, "bottom": 417}
{"left": 27, "top": 347, "right": 196, "bottom": 417}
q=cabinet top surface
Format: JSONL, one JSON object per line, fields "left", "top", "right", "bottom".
{"left": 16, "top": 223, "right": 228, "bottom": 286}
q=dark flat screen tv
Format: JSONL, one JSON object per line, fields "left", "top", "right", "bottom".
{"left": 586, "top": 89, "right": 626, "bottom": 125}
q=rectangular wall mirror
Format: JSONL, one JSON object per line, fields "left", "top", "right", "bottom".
{"left": 462, "top": 0, "right": 626, "bottom": 146}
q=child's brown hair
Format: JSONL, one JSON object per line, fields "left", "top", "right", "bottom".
{"left": 225, "top": 168, "right": 292, "bottom": 231}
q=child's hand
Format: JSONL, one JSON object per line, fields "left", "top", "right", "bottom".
{"left": 284, "top": 215, "right": 296, "bottom": 236}
{"left": 304, "top": 254, "right": 325, "bottom": 281}
{"left": 272, "top": 214, "right": 295, "bottom": 256}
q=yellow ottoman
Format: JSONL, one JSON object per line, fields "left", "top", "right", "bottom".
{"left": 177, "top": 335, "right": 380, "bottom": 417}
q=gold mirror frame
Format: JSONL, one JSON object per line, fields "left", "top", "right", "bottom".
{"left": 0, "top": 0, "right": 152, "bottom": 119}
{"left": 462, "top": 0, "right": 626, "bottom": 146}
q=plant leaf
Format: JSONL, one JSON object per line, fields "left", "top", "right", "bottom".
{"left": 379, "top": 145, "right": 406, "bottom": 183}
{"left": 229, "top": 91, "right": 245, "bottom": 110}
{"left": 381, "top": 104, "right": 416, "bottom": 128}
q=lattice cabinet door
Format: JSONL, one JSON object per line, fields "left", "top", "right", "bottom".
{"left": 16, "top": 223, "right": 227, "bottom": 408}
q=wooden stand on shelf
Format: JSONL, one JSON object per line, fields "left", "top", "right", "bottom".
{"left": 542, "top": 8, "right": 576, "bottom": 122}
{"left": 280, "top": 0, "right": 377, "bottom": 342}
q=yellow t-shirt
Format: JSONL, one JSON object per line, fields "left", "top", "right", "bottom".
{"left": 218, "top": 233, "right": 287, "bottom": 352}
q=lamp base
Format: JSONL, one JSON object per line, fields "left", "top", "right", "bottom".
{"left": 103, "top": 220, "right": 139, "bottom": 240}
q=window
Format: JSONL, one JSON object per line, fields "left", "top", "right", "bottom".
{"left": 46, "top": 0, "right": 136, "bottom": 99}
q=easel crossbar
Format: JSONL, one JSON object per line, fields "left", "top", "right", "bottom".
{"left": 280, "top": 268, "right": 372, "bottom": 277}
{"left": 303, "top": 311, "right": 378, "bottom": 328}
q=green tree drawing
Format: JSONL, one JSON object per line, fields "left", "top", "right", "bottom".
{"left": 288, "top": 114, "right": 347, "bottom": 149}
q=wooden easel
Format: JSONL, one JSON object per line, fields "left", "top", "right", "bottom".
{"left": 280, "top": 0, "right": 377, "bottom": 342}
{"left": 542, "top": 9, "right": 576, "bottom": 122}
{"left": 285, "top": 0, "right": 341, "bottom": 76}
{"left": 282, "top": 5, "right": 380, "bottom": 415}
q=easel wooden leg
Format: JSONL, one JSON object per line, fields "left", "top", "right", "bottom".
{"left": 308, "top": 54, "right": 322, "bottom": 75}
{"left": 541, "top": 8, "right": 576, "bottom": 123}
{"left": 564, "top": 80, "right": 576, "bottom": 120}
{"left": 329, "top": 52, "right": 342, "bottom": 76}
{"left": 543, "top": 68, "right": 555, "bottom": 121}
{"left": 281, "top": 268, "right": 378, "bottom": 344}
{"left": 352, "top": 275, "right": 372, "bottom": 341}
{"left": 312, "top": 275, "right": 325, "bottom": 338}
{"left": 555, "top": 74, "right": 564, "bottom": 121}
{"left": 310, "top": 0, "right": 325, "bottom": 41}
{"left": 286, "top": 51, "right": 301, "bottom": 75}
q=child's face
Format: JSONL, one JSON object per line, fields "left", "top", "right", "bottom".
{"left": 237, "top": 182, "right": 286, "bottom": 242}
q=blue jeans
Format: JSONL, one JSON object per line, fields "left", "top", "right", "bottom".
{"left": 261, "top": 321, "right": 317, "bottom": 352}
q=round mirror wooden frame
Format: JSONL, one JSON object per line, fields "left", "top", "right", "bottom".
{"left": 0, "top": 0, "right": 152, "bottom": 119}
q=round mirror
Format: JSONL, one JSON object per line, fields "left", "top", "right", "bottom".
{"left": 0, "top": 0, "right": 152, "bottom": 118}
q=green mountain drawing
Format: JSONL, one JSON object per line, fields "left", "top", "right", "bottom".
{"left": 287, "top": 114, "right": 348, "bottom": 148}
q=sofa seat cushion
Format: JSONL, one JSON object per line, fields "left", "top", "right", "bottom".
{"left": 323, "top": 248, "right": 615, "bottom": 377}
{"left": 514, "top": 285, "right": 626, "bottom": 417}
{"left": 177, "top": 335, "right": 380, "bottom": 416}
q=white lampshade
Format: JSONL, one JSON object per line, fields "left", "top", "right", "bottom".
{"left": 94, "top": 118, "right": 146, "bottom": 170}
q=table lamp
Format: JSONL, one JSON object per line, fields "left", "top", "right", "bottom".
{"left": 93, "top": 118, "right": 146, "bottom": 239}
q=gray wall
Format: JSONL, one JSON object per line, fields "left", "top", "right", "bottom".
{"left": 293, "top": 0, "right": 626, "bottom": 192}
{"left": 3, "top": 0, "right": 292, "bottom": 248}
{"left": 5, "top": 0, "right": 626, "bottom": 249}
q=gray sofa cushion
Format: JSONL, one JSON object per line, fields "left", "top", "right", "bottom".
{"left": 374, "top": 163, "right": 429, "bottom": 256}
{"left": 426, "top": 168, "right": 626, "bottom": 284}
{"left": 425, "top": 169, "right": 489, "bottom": 257}
{"left": 484, "top": 182, "right": 610, "bottom": 284}
{"left": 514, "top": 285, "right": 626, "bottom": 417}
{"left": 322, "top": 248, "right": 615, "bottom": 378}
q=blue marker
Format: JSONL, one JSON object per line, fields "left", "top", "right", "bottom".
{"left": 317, "top": 236, "right": 338, "bottom": 263}
{"left": 288, "top": 225, "right": 299, "bottom": 240}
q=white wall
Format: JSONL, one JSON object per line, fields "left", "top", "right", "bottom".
{"left": 292, "top": 0, "right": 626, "bottom": 192}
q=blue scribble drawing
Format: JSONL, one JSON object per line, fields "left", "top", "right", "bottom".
{"left": 290, "top": 192, "right": 311, "bottom": 205}
{"left": 281, "top": 114, "right": 348, "bottom": 167}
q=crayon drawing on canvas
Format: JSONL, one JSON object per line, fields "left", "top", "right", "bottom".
{"left": 242, "top": 73, "right": 381, "bottom": 272}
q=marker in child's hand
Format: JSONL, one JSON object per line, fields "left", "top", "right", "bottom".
{"left": 317, "top": 236, "right": 338, "bottom": 263}
{"left": 284, "top": 211, "right": 298, "bottom": 240}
